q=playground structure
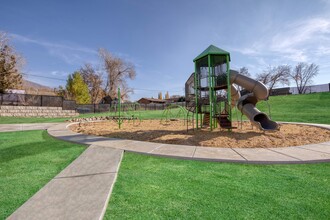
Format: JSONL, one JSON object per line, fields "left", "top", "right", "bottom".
{"left": 185, "top": 45, "right": 278, "bottom": 131}
{"left": 160, "top": 104, "right": 188, "bottom": 125}
{"left": 113, "top": 88, "right": 141, "bottom": 128}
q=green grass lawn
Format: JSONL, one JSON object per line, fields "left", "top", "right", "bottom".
{"left": 257, "top": 92, "right": 330, "bottom": 124}
{"left": 0, "top": 116, "right": 68, "bottom": 124}
{"left": 0, "top": 130, "right": 85, "bottom": 219}
{"left": 105, "top": 152, "right": 330, "bottom": 219}
{"left": 0, "top": 109, "right": 182, "bottom": 124}
{"left": 81, "top": 108, "right": 184, "bottom": 120}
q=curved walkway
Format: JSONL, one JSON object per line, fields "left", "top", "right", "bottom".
{"left": 0, "top": 122, "right": 60, "bottom": 132}
{"left": 48, "top": 122, "right": 330, "bottom": 164}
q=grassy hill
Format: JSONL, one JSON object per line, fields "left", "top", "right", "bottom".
{"left": 256, "top": 92, "right": 330, "bottom": 124}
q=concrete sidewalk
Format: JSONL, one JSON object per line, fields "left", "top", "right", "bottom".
{"left": 0, "top": 123, "right": 60, "bottom": 132}
{"left": 47, "top": 122, "right": 330, "bottom": 164}
{"left": 8, "top": 145, "right": 123, "bottom": 220}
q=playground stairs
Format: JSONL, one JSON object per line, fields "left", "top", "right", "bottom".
{"left": 203, "top": 113, "right": 210, "bottom": 126}
{"left": 187, "top": 105, "right": 196, "bottom": 113}
{"left": 215, "top": 113, "right": 237, "bottom": 129}
{"left": 186, "top": 101, "right": 196, "bottom": 113}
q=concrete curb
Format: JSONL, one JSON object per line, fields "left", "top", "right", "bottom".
{"left": 47, "top": 121, "right": 330, "bottom": 164}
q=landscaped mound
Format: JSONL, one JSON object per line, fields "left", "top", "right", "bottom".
{"left": 70, "top": 120, "right": 330, "bottom": 148}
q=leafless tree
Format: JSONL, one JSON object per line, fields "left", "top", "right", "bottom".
{"left": 98, "top": 48, "right": 136, "bottom": 101}
{"left": 256, "top": 65, "right": 291, "bottom": 92}
{"left": 80, "top": 63, "right": 104, "bottom": 104}
{"left": 289, "top": 62, "right": 319, "bottom": 94}
{"left": 237, "top": 67, "right": 251, "bottom": 91}
{"left": 239, "top": 67, "right": 251, "bottom": 77}
{"left": 0, "top": 32, "right": 24, "bottom": 93}
{"left": 119, "top": 83, "right": 134, "bottom": 101}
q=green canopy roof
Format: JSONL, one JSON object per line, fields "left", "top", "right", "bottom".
{"left": 193, "top": 45, "right": 230, "bottom": 62}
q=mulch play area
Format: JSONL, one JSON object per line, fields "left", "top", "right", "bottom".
{"left": 70, "top": 120, "right": 330, "bottom": 148}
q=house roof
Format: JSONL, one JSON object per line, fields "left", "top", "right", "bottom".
{"left": 138, "top": 98, "right": 166, "bottom": 103}
{"left": 193, "top": 45, "right": 230, "bottom": 62}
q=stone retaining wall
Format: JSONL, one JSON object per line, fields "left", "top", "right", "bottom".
{"left": 0, "top": 105, "right": 79, "bottom": 118}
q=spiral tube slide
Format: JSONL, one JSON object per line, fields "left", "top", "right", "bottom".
{"left": 229, "top": 70, "right": 279, "bottom": 130}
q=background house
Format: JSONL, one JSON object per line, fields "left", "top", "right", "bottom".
{"left": 137, "top": 98, "right": 166, "bottom": 105}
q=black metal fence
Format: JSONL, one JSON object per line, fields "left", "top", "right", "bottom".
{"left": 0, "top": 93, "right": 186, "bottom": 113}
{"left": 0, "top": 93, "right": 77, "bottom": 109}
{"left": 75, "top": 102, "right": 186, "bottom": 114}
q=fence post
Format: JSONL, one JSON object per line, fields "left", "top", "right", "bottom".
{"left": 94, "top": 104, "right": 96, "bottom": 113}
{"left": 40, "top": 95, "right": 43, "bottom": 106}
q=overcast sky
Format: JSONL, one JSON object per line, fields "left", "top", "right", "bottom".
{"left": 1, "top": 0, "right": 330, "bottom": 101}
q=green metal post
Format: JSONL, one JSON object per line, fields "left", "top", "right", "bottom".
{"left": 118, "top": 88, "right": 121, "bottom": 129}
{"left": 207, "top": 55, "right": 213, "bottom": 130}
{"left": 194, "top": 62, "right": 199, "bottom": 129}
{"left": 226, "top": 55, "right": 231, "bottom": 130}
{"left": 212, "top": 66, "right": 217, "bottom": 128}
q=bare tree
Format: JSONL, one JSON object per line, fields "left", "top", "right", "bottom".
{"left": 80, "top": 63, "right": 104, "bottom": 104}
{"left": 256, "top": 65, "right": 291, "bottom": 92}
{"left": 98, "top": 48, "right": 136, "bottom": 101}
{"left": 289, "top": 62, "right": 319, "bottom": 94}
{"left": 239, "top": 67, "right": 251, "bottom": 77}
{"left": 237, "top": 67, "right": 251, "bottom": 91}
{"left": 0, "top": 32, "right": 24, "bottom": 93}
{"left": 119, "top": 82, "right": 134, "bottom": 101}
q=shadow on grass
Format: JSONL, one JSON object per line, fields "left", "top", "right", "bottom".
{"left": 0, "top": 131, "right": 83, "bottom": 164}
